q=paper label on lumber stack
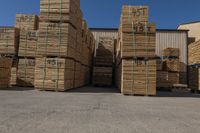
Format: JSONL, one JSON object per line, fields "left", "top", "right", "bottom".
{"left": 0, "top": 58, "right": 12, "bottom": 88}
{"left": 18, "top": 30, "right": 38, "bottom": 57}
{"left": 17, "top": 59, "right": 35, "bottom": 87}
{"left": 35, "top": 57, "right": 75, "bottom": 91}
{"left": 37, "top": 22, "right": 77, "bottom": 58}
{"left": 0, "top": 27, "right": 19, "bottom": 55}
{"left": 120, "top": 59, "right": 156, "bottom": 95}
{"left": 40, "top": 0, "right": 82, "bottom": 29}
{"left": 15, "top": 14, "right": 39, "bottom": 30}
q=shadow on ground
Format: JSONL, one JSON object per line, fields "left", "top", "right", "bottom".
{"left": 0, "top": 87, "right": 34, "bottom": 91}
{"left": 156, "top": 91, "right": 200, "bottom": 98}
{"left": 67, "top": 86, "right": 120, "bottom": 93}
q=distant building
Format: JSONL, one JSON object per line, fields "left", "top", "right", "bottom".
{"left": 178, "top": 21, "right": 200, "bottom": 43}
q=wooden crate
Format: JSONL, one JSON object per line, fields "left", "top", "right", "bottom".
{"left": 163, "top": 59, "right": 180, "bottom": 72}
{"left": 0, "top": 27, "right": 19, "bottom": 55}
{"left": 0, "top": 58, "right": 12, "bottom": 88}
{"left": 188, "top": 40, "right": 200, "bottom": 65}
{"left": 15, "top": 14, "right": 39, "bottom": 30}
{"left": 40, "top": 0, "right": 82, "bottom": 29}
{"left": 118, "top": 59, "right": 156, "bottom": 96}
{"left": 37, "top": 22, "right": 77, "bottom": 58}
{"left": 157, "top": 71, "right": 180, "bottom": 88}
{"left": 17, "top": 58, "right": 35, "bottom": 87}
{"left": 35, "top": 57, "right": 75, "bottom": 91}
{"left": 189, "top": 66, "right": 200, "bottom": 92}
{"left": 162, "top": 48, "right": 180, "bottom": 57}
{"left": 92, "top": 66, "right": 113, "bottom": 86}
{"left": 18, "top": 30, "right": 38, "bottom": 57}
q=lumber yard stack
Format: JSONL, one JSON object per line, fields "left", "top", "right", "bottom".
{"left": 116, "top": 6, "right": 157, "bottom": 96}
{"left": 16, "top": 14, "right": 39, "bottom": 87}
{"left": 34, "top": 0, "right": 95, "bottom": 91}
{"left": 0, "top": 58, "right": 12, "bottom": 88}
{"left": 93, "top": 37, "right": 115, "bottom": 86}
{"left": 157, "top": 48, "right": 180, "bottom": 88}
{"left": 188, "top": 40, "right": 200, "bottom": 93}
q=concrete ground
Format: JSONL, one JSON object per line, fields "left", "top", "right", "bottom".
{"left": 0, "top": 87, "right": 200, "bottom": 133}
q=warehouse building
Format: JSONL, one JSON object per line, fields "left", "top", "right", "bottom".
{"left": 91, "top": 28, "right": 188, "bottom": 83}
{"left": 178, "top": 21, "right": 200, "bottom": 43}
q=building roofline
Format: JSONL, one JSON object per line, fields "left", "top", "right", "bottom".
{"left": 179, "top": 20, "right": 200, "bottom": 26}
{"left": 90, "top": 28, "right": 188, "bottom": 32}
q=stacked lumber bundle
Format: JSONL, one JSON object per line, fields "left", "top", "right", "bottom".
{"left": 17, "top": 59, "right": 35, "bottom": 87}
{"left": 189, "top": 65, "right": 200, "bottom": 92}
{"left": 157, "top": 71, "right": 179, "bottom": 88}
{"left": 34, "top": 0, "right": 95, "bottom": 91}
{"left": 40, "top": 0, "right": 82, "bottom": 29}
{"left": 163, "top": 48, "right": 180, "bottom": 57}
{"left": 157, "top": 48, "right": 181, "bottom": 88}
{"left": 93, "top": 37, "right": 115, "bottom": 87}
{"left": 0, "top": 27, "right": 19, "bottom": 56}
{"left": 93, "top": 67, "right": 113, "bottom": 86}
{"left": 0, "top": 58, "right": 12, "bottom": 89}
{"left": 18, "top": 30, "right": 38, "bottom": 57}
{"left": 10, "top": 60, "right": 18, "bottom": 86}
{"left": 15, "top": 14, "right": 39, "bottom": 30}
{"left": 188, "top": 40, "right": 200, "bottom": 65}
{"left": 116, "top": 6, "right": 157, "bottom": 96}
{"left": 35, "top": 58, "right": 75, "bottom": 91}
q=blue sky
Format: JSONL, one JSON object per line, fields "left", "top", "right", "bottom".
{"left": 0, "top": 0, "right": 200, "bottom": 29}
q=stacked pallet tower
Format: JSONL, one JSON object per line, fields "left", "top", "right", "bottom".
{"left": 34, "top": 0, "right": 95, "bottom": 91}
{"left": 188, "top": 40, "right": 200, "bottom": 93}
{"left": 116, "top": 6, "right": 157, "bottom": 96}
{"left": 157, "top": 48, "right": 180, "bottom": 89}
{"left": 93, "top": 37, "right": 115, "bottom": 87}
{"left": 15, "top": 14, "right": 39, "bottom": 87}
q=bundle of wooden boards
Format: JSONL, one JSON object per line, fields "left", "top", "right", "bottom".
{"left": 157, "top": 48, "right": 180, "bottom": 88}
{"left": 34, "top": 0, "right": 95, "bottom": 91}
{"left": 93, "top": 37, "right": 115, "bottom": 86}
{"left": 0, "top": 58, "right": 12, "bottom": 88}
{"left": 116, "top": 6, "right": 157, "bottom": 96}
{"left": 188, "top": 40, "right": 200, "bottom": 92}
{"left": 15, "top": 14, "right": 39, "bottom": 87}
{"left": 0, "top": 27, "right": 19, "bottom": 56}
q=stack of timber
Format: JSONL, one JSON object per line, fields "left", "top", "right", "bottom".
{"left": 0, "top": 58, "right": 12, "bottom": 89}
{"left": 15, "top": 14, "right": 39, "bottom": 30}
{"left": 34, "top": 0, "right": 94, "bottom": 91}
{"left": 157, "top": 48, "right": 181, "bottom": 88}
{"left": 17, "top": 59, "right": 35, "bottom": 87}
{"left": 188, "top": 40, "right": 200, "bottom": 65}
{"left": 16, "top": 14, "right": 39, "bottom": 87}
{"left": 188, "top": 40, "right": 200, "bottom": 93}
{"left": 35, "top": 58, "right": 75, "bottom": 91}
{"left": 0, "top": 27, "right": 19, "bottom": 56}
{"left": 189, "top": 65, "right": 200, "bottom": 93}
{"left": 93, "top": 37, "right": 115, "bottom": 87}
{"left": 10, "top": 59, "right": 18, "bottom": 86}
{"left": 116, "top": 6, "right": 157, "bottom": 96}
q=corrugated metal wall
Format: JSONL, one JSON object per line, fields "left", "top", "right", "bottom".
{"left": 156, "top": 30, "right": 188, "bottom": 72}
